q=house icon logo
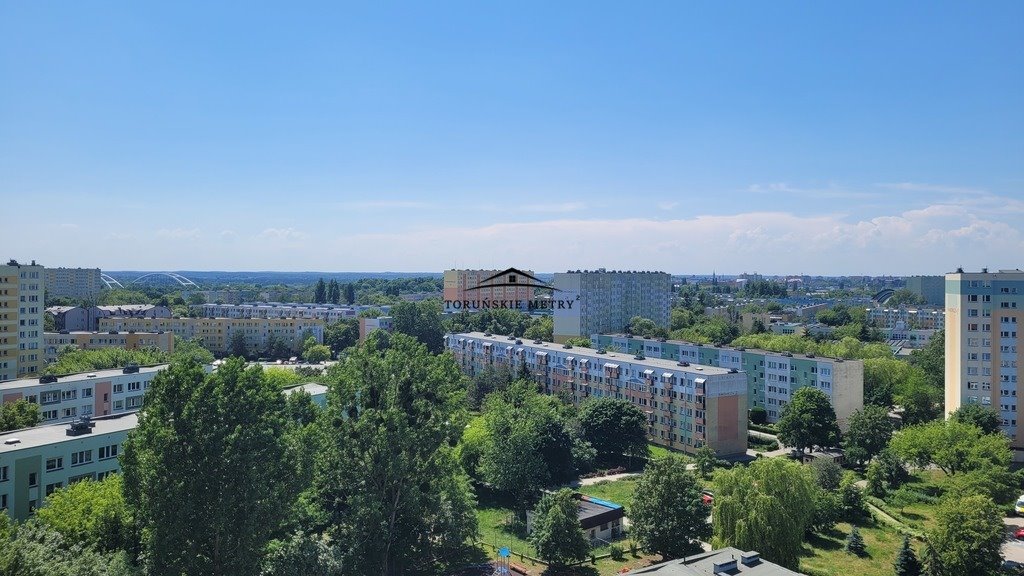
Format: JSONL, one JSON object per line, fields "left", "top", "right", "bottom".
{"left": 465, "top": 267, "right": 560, "bottom": 292}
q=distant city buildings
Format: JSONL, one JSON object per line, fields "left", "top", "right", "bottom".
{"left": 442, "top": 269, "right": 536, "bottom": 313}
{"left": 1, "top": 260, "right": 44, "bottom": 381}
{"left": 43, "top": 331, "right": 175, "bottom": 364}
{"left": 552, "top": 270, "right": 671, "bottom": 343}
{"left": 905, "top": 275, "right": 945, "bottom": 306}
{"left": 193, "top": 302, "right": 388, "bottom": 323}
{"left": 97, "top": 317, "right": 324, "bottom": 355}
{"left": 46, "top": 305, "right": 172, "bottom": 332}
{"left": 945, "top": 268, "right": 1024, "bottom": 459}
{"left": 43, "top": 267, "right": 102, "bottom": 301}
{"left": 592, "top": 334, "right": 863, "bottom": 430}
{"left": 448, "top": 332, "right": 749, "bottom": 457}
{"left": 358, "top": 316, "right": 393, "bottom": 342}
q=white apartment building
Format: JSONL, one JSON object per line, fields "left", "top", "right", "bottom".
{"left": 192, "top": 302, "right": 387, "bottom": 323}
{"left": 1, "top": 260, "right": 44, "bottom": 382}
{"left": 552, "top": 270, "right": 672, "bottom": 343}
{"left": 97, "top": 316, "right": 324, "bottom": 355}
{"left": 945, "top": 268, "right": 1024, "bottom": 459}
{"left": 0, "top": 364, "right": 172, "bottom": 423}
{"left": 43, "top": 268, "right": 103, "bottom": 301}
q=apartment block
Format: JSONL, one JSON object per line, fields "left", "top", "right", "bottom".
{"left": 358, "top": 316, "right": 393, "bottom": 341}
{"left": 43, "top": 331, "right": 175, "bottom": 364}
{"left": 46, "top": 305, "right": 172, "bottom": 332}
{"left": 447, "top": 332, "right": 748, "bottom": 457}
{"left": 0, "top": 379, "right": 326, "bottom": 521}
{"left": 905, "top": 275, "right": 945, "bottom": 306}
{"left": 867, "top": 306, "right": 945, "bottom": 331}
{"left": 97, "top": 316, "right": 324, "bottom": 355}
{"left": 443, "top": 269, "right": 536, "bottom": 312}
{"left": 552, "top": 270, "right": 671, "bottom": 343}
{"left": 43, "top": 268, "right": 103, "bottom": 301}
{"left": 0, "top": 364, "right": 169, "bottom": 423}
{"left": 1, "top": 260, "right": 45, "bottom": 382}
{"left": 193, "top": 302, "right": 387, "bottom": 323}
{"left": 0, "top": 412, "right": 136, "bottom": 520}
{"left": 591, "top": 334, "right": 863, "bottom": 431}
{"left": 945, "top": 269, "right": 1024, "bottom": 459}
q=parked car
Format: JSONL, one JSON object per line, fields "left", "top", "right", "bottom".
{"left": 701, "top": 490, "right": 714, "bottom": 506}
{"left": 1015, "top": 527, "right": 1024, "bottom": 540}
{"left": 1015, "top": 495, "right": 1024, "bottom": 516}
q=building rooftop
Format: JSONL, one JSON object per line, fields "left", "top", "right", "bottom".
{"left": 284, "top": 383, "right": 329, "bottom": 397}
{"left": 599, "top": 333, "right": 857, "bottom": 364}
{"left": 0, "top": 412, "right": 139, "bottom": 455}
{"left": 451, "top": 332, "right": 736, "bottom": 376}
{"left": 45, "top": 306, "right": 79, "bottom": 314}
{"left": 0, "top": 364, "right": 168, "bottom": 392}
{"left": 625, "top": 547, "right": 801, "bottom": 575}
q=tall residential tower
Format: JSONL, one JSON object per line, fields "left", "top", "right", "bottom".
{"left": 1, "top": 260, "right": 45, "bottom": 382}
{"left": 945, "top": 268, "right": 1024, "bottom": 459}
{"left": 552, "top": 270, "right": 671, "bottom": 343}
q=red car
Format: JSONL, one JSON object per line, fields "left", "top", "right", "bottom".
{"left": 701, "top": 491, "right": 714, "bottom": 506}
{"left": 1014, "top": 527, "right": 1024, "bottom": 540}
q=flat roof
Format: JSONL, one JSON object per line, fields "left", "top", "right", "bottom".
{"left": 284, "top": 383, "right": 329, "bottom": 396}
{"left": 598, "top": 333, "right": 857, "bottom": 364}
{"left": 0, "top": 364, "right": 168, "bottom": 392}
{"left": 0, "top": 412, "right": 139, "bottom": 455}
{"left": 451, "top": 332, "right": 735, "bottom": 375}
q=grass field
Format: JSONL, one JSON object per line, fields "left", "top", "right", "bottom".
{"left": 799, "top": 519, "right": 921, "bottom": 576}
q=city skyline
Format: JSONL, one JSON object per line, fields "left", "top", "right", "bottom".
{"left": 2, "top": 2, "right": 1022, "bottom": 274}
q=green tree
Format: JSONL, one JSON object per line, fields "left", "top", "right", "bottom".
{"left": 810, "top": 457, "right": 843, "bottom": 491}
{"left": 0, "top": 398, "right": 41, "bottom": 432}
{"left": 313, "top": 278, "right": 327, "bottom": 304}
{"left": 925, "top": 494, "right": 1003, "bottom": 576}
{"left": 865, "top": 448, "right": 909, "bottom": 497}
{"left": 839, "top": 471, "right": 867, "bottom": 520}
{"left": 630, "top": 456, "right": 710, "bottom": 559}
{"left": 466, "top": 365, "right": 512, "bottom": 410}
{"left": 343, "top": 283, "right": 355, "bottom": 305}
{"left": 326, "top": 279, "right": 340, "bottom": 305}
{"left": 563, "top": 337, "right": 592, "bottom": 348}
{"left": 907, "top": 330, "right": 944, "bottom": 392}
{"left": 776, "top": 387, "right": 841, "bottom": 453}
{"left": 35, "top": 475, "right": 131, "bottom": 553}
{"left": 749, "top": 406, "right": 767, "bottom": 425}
{"left": 121, "top": 358, "right": 296, "bottom": 576}
{"left": 0, "top": 520, "right": 134, "bottom": 576}
{"left": 810, "top": 489, "right": 842, "bottom": 534}
{"left": 949, "top": 403, "right": 1002, "bottom": 435}
{"left": 389, "top": 300, "right": 446, "bottom": 354}
{"left": 302, "top": 339, "right": 331, "bottom": 363}
{"left": 888, "top": 486, "right": 917, "bottom": 514}
{"left": 315, "top": 332, "right": 476, "bottom": 575}
{"left": 889, "top": 419, "right": 1010, "bottom": 476}
{"left": 713, "top": 458, "right": 816, "bottom": 570}
{"left": 523, "top": 315, "right": 553, "bottom": 341}
{"left": 577, "top": 398, "right": 649, "bottom": 468}
{"left": 893, "top": 535, "right": 922, "bottom": 576}
{"left": 171, "top": 336, "right": 215, "bottom": 365}
{"left": 844, "top": 405, "right": 894, "bottom": 467}
{"left": 529, "top": 489, "right": 589, "bottom": 568}
{"left": 229, "top": 330, "right": 247, "bottom": 358}
{"left": 694, "top": 444, "right": 717, "bottom": 480}
{"left": 627, "top": 316, "right": 667, "bottom": 338}
{"left": 845, "top": 527, "right": 865, "bottom": 556}
{"left": 323, "top": 319, "right": 358, "bottom": 356}
{"left": 887, "top": 289, "right": 927, "bottom": 307}
{"left": 262, "top": 532, "right": 343, "bottom": 576}
{"left": 897, "top": 378, "right": 942, "bottom": 425}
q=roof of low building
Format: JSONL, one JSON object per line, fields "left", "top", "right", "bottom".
{"left": 0, "top": 364, "right": 168, "bottom": 392}
{"left": 625, "top": 547, "right": 802, "bottom": 575}
{"left": 0, "top": 412, "right": 139, "bottom": 455}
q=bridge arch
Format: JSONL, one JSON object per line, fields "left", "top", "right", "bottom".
{"left": 129, "top": 272, "right": 199, "bottom": 288}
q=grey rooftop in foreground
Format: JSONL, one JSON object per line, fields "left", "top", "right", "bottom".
{"left": 625, "top": 547, "right": 803, "bottom": 575}
{"left": 0, "top": 364, "right": 169, "bottom": 392}
{"left": 0, "top": 412, "right": 140, "bottom": 455}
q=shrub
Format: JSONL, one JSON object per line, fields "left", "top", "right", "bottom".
{"left": 609, "top": 544, "right": 625, "bottom": 561}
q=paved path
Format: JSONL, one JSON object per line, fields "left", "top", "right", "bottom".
{"left": 1003, "top": 516, "right": 1024, "bottom": 567}
{"left": 570, "top": 472, "right": 640, "bottom": 487}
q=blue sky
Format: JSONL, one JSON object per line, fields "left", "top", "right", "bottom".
{"left": 2, "top": 1, "right": 1022, "bottom": 274}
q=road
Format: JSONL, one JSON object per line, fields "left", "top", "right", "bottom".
{"left": 1003, "top": 515, "right": 1024, "bottom": 566}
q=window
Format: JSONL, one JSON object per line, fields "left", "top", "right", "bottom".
{"left": 99, "top": 445, "right": 118, "bottom": 460}
{"left": 82, "top": 388, "right": 93, "bottom": 398}
{"left": 128, "top": 382, "right": 141, "bottom": 392}
{"left": 62, "top": 407, "right": 77, "bottom": 418}
{"left": 112, "top": 383, "right": 123, "bottom": 394}
{"left": 0, "top": 466, "right": 7, "bottom": 481}
{"left": 46, "top": 457, "right": 63, "bottom": 471}
{"left": 45, "top": 482, "right": 63, "bottom": 496}
{"left": 113, "top": 400, "right": 124, "bottom": 411}
{"left": 97, "top": 470, "right": 118, "bottom": 481}
{"left": 28, "top": 472, "right": 37, "bottom": 487}
{"left": 0, "top": 494, "right": 6, "bottom": 509}
{"left": 42, "top": 409, "right": 58, "bottom": 420}
{"left": 61, "top": 389, "right": 77, "bottom": 401}
{"left": 126, "top": 396, "right": 143, "bottom": 409}
{"left": 40, "top": 390, "right": 60, "bottom": 404}
{"left": 71, "top": 450, "right": 93, "bottom": 466}
{"left": 69, "top": 473, "right": 95, "bottom": 484}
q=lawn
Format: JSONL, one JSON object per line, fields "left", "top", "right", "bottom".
{"left": 473, "top": 480, "right": 666, "bottom": 575}
{"left": 800, "top": 520, "right": 920, "bottom": 576}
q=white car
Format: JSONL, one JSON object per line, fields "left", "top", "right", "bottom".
{"left": 1015, "top": 495, "right": 1024, "bottom": 516}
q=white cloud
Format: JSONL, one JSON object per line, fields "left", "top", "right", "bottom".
{"left": 257, "top": 227, "right": 309, "bottom": 241}
{"left": 875, "top": 182, "right": 987, "bottom": 196}
{"left": 747, "top": 182, "right": 881, "bottom": 200}
{"left": 657, "top": 201, "right": 679, "bottom": 210}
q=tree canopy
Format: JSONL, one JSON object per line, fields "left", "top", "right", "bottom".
{"left": 630, "top": 455, "right": 710, "bottom": 559}
{"left": 577, "top": 398, "right": 649, "bottom": 467}
{"left": 843, "top": 405, "right": 893, "bottom": 467}
{"left": 776, "top": 387, "right": 841, "bottom": 453}
{"left": 528, "top": 489, "right": 589, "bottom": 568}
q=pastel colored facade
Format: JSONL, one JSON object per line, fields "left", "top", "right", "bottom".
{"left": 442, "top": 269, "right": 536, "bottom": 312}
{"left": 42, "top": 268, "right": 102, "bottom": 301}
{"left": 0, "top": 412, "right": 136, "bottom": 520}
{"left": 46, "top": 305, "right": 173, "bottom": 332}
{"left": 43, "top": 331, "right": 175, "bottom": 364}
{"left": 358, "top": 316, "right": 393, "bottom": 341}
{"left": 552, "top": 270, "right": 672, "bottom": 343}
{"left": 867, "top": 306, "right": 945, "bottom": 331}
{"left": 945, "top": 269, "right": 1024, "bottom": 459}
{"left": 193, "top": 302, "right": 387, "bottom": 323}
{"left": 447, "top": 332, "right": 748, "bottom": 457}
{"left": 97, "top": 317, "right": 324, "bottom": 355}
{"left": 905, "top": 275, "right": 945, "bottom": 306}
{"left": 0, "top": 261, "right": 45, "bottom": 382}
{"left": 591, "top": 334, "right": 863, "bottom": 431}
{"left": 0, "top": 364, "right": 172, "bottom": 423}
